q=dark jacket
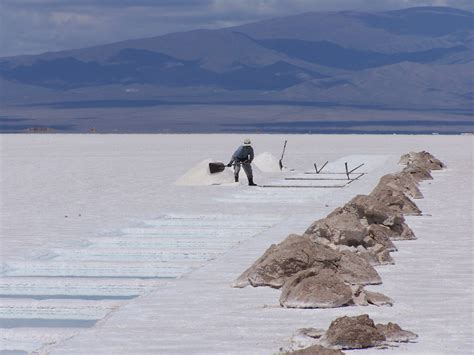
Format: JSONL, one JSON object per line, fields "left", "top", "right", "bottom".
{"left": 230, "top": 145, "right": 254, "bottom": 163}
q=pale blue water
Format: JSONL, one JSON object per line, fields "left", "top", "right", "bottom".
{"left": 0, "top": 319, "right": 97, "bottom": 329}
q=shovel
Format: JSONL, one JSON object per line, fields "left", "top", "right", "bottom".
{"left": 209, "top": 162, "right": 226, "bottom": 174}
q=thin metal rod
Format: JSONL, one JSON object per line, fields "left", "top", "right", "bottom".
{"left": 285, "top": 177, "right": 358, "bottom": 181}
{"left": 348, "top": 163, "right": 365, "bottom": 174}
{"left": 279, "top": 140, "right": 287, "bottom": 171}
{"left": 317, "top": 161, "right": 328, "bottom": 173}
{"left": 260, "top": 185, "right": 346, "bottom": 188}
{"left": 303, "top": 172, "right": 368, "bottom": 175}
{"left": 345, "top": 173, "right": 365, "bottom": 185}
{"left": 314, "top": 161, "right": 328, "bottom": 174}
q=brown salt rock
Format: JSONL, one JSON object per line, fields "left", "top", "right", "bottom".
{"left": 286, "top": 344, "right": 345, "bottom": 355}
{"left": 356, "top": 244, "right": 395, "bottom": 266}
{"left": 305, "top": 198, "right": 400, "bottom": 266}
{"left": 280, "top": 268, "right": 353, "bottom": 309}
{"left": 375, "top": 322, "right": 418, "bottom": 343}
{"left": 307, "top": 193, "right": 414, "bottom": 247}
{"left": 378, "top": 173, "right": 423, "bottom": 199}
{"left": 350, "top": 285, "right": 393, "bottom": 307}
{"left": 341, "top": 195, "right": 405, "bottom": 226}
{"left": 342, "top": 194, "right": 416, "bottom": 241}
{"left": 232, "top": 234, "right": 339, "bottom": 289}
{"left": 367, "top": 225, "right": 397, "bottom": 251}
{"left": 337, "top": 250, "right": 382, "bottom": 285}
{"left": 402, "top": 164, "right": 433, "bottom": 182}
{"left": 305, "top": 213, "right": 367, "bottom": 247}
{"left": 399, "top": 151, "right": 445, "bottom": 171}
{"left": 322, "top": 315, "right": 385, "bottom": 349}
{"left": 353, "top": 247, "right": 380, "bottom": 266}
{"left": 364, "top": 290, "right": 394, "bottom": 306}
{"left": 350, "top": 285, "right": 369, "bottom": 306}
{"left": 375, "top": 248, "right": 395, "bottom": 265}
{"left": 389, "top": 221, "right": 416, "bottom": 241}
{"left": 370, "top": 185, "right": 422, "bottom": 216}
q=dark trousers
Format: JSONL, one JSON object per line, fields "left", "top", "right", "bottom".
{"left": 234, "top": 162, "right": 253, "bottom": 180}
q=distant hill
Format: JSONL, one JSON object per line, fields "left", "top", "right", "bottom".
{"left": 0, "top": 7, "right": 473, "bottom": 133}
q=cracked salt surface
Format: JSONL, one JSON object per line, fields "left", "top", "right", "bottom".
{"left": 1, "top": 135, "right": 472, "bottom": 354}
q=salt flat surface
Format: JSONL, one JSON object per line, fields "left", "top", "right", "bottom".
{"left": 0, "top": 134, "right": 472, "bottom": 354}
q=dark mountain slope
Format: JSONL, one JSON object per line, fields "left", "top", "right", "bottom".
{"left": 253, "top": 37, "right": 468, "bottom": 70}
{"left": 0, "top": 7, "right": 472, "bottom": 133}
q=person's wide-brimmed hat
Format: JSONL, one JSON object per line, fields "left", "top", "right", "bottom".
{"left": 244, "top": 138, "right": 251, "bottom": 146}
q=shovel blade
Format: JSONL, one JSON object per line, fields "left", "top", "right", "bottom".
{"left": 209, "top": 162, "right": 226, "bottom": 174}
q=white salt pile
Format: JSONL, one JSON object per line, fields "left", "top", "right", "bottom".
{"left": 175, "top": 159, "right": 235, "bottom": 186}
{"left": 254, "top": 152, "right": 281, "bottom": 172}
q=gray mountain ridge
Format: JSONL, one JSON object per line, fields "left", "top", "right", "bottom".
{"left": 0, "top": 6, "right": 472, "bottom": 133}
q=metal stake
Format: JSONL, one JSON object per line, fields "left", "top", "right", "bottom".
{"left": 314, "top": 161, "right": 328, "bottom": 174}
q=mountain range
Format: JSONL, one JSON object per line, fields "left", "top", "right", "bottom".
{"left": 0, "top": 7, "right": 473, "bottom": 133}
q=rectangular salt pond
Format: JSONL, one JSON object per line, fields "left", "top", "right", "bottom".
{"left": 111, "top": 228, "right": 268, "bottom": 238}
{"left": 50, "top": 248, "right": 216, "bottom": 262}
{"left": 1, "top": 261, "right": 192, "bottom": 278}
{"left": 0, "top": 319, "right": 98, "bottom": 329}
{"left": 82, "top": 238, "right": 237, "bottom": 251}
{"left": 0, "top": 299, "right": 116, "bottom": 327}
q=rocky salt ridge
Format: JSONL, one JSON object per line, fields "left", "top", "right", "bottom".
{"left": 233, "top": 151, "right": 445, "bottom": 353}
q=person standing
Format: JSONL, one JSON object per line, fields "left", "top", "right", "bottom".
{"left": 227, "top": 138, "right": 257, "bottom": 186}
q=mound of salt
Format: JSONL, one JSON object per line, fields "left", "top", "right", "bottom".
{"left": 254, "top": 152, "right": 281, "bottom": 172}
{"left": 175, "top": 159, "right": 235, "bottom": 186}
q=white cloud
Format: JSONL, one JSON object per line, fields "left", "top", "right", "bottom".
{"left": 50, "top": 11, "right": 99, "bottom": 26}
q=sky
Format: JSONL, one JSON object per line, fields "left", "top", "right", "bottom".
{"left": 1, "top": 0, "right": 473, "bottom": 57}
